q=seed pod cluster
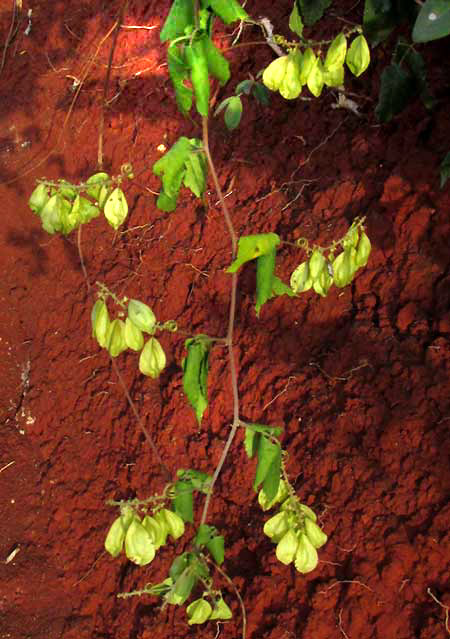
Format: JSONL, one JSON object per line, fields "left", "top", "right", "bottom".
{"left": 29, "top": 173, "right": 129, "bottom": 235}
{"left": 105, "top": 506, "right": 185, "bottom": 566}
{"left": 290, "top": 225, "right": 372, "bottom": 297}
{"left": 187, "top": 596, "right": 232, "bottom": 625}
{"left": 91, "top": 298, "right": 167, "bottom": 378}
{"left": 260, "top": 481, "right": 327, "bottom": 573}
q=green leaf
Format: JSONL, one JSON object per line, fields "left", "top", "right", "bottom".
{"left": 187, "top": 598, "right": 212, "bottom": 625}
{"left": 226, "top": 233, "right": 281, "bottom": 273}
{"left": 153, "top": 136, "right": 192, "bottom": 197}
{"left": 253, "top": 434, "right": 281, "bottom": 501}
{"left": 170, "top": 553, "right": 189, "bottom": 581}
{"left": 177, "top": 468, "right": 212, "bottom": 493}
{"left": 173, "top": 480, "right": 194, "bottom": 523}
{"left": 203, "top": 35, "right": 230, "bottom": 85}
{"left": 208, "top": 0, "right": 249, "bottom": 23}
{"left": 297, "top": 0, "right": 332, "bottom": 26}
{"left": 346, "top": 35, "right": 370, "bottom": 77}
{"left": 272, "top": 276, "right": 296, "bottom": 298}
{"left": 255, "top": 249, "right": 276, "bottom": 316}
{"left": 174, "top": 570, "right": 197, "bottom": 605}
{"left": 244, "top": 428, "right": 259, "bottom": 458}
{"left": 206, "top": 535, "right": 225, "bottom": 564}
{"left": 182, "top": 335, "right": 212, "bottom": 424}
{"left": 195, "top": 524, "right": 216, "bottom": 546}
{"left": 183, "top": 149, "right": 207, "bottom": 197}
{"left": 224, "top": 95, "right": 243, "bottom": 130}
{"left": 252, "top": 83, "right": 271, "bottom": 106}
{"left": 413, "top": 0, "right": 450, "bottom": 42}
{"left": 168, "top": 43, "right": 193, "bottom": 115}
{"left": 440, "top": 151, "right": 450, "bottom": 188}
{"left": 139, "top": 337, "right": 166, "bottom": 378}
{"left": 160, "top": 0, "right": 194, "bottom": 42}
{"left": 324, "top": 33, "right": 347, "bottom": 70}
{"left": 363, "top": 0, "right": 396, "bottom": 45}
{"left": 186, "top": 38, "right": 210, "bottom": 116}
{"left": 235, "top": 79, "right": 253, "bottom": 95}
{"left": 375, "top": 63, "right": 415, "bottom": 122}
{"left": 289, "top": 2, "right": 304, "bottom": 36}
{"left": 393, "top": 40, "right": 434, "bottom": 109}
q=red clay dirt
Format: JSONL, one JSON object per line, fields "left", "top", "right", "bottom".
{"left": 0, "top": 1, "right": 449, "bottom": 638}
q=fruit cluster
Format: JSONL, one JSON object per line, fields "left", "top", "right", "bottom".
{"left": 28, "top": 172, "right": 129, "bottom": 235}
{"left": 262, "top": 33, "right": 370, "bottom": 99}
{"left": 290, "top": 224, "right": 371, "bottom": 297}
{"left": 259, "top": 480, "right": 327, "bottom": 573}
{"left": 91, "top": 297, "right": 170, "bottom": 377}
{"left": 105, "top": 505, "right": 185, "bottom": 566}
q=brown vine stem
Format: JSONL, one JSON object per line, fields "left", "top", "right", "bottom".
{"left": 199, "top": 116, "right": 240, "bottom": 527}
{"left": 98, "top": 0, "right": 128, "bottom": 169}
{"left": 110, "top": 357, "right": 171, "bottom": 482}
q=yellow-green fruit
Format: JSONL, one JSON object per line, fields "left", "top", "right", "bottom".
{"left": 106, "top": 318, "right": 127, "bottom": 357}
{"left": 290, "top": 261, "right": 313, "bottom": 293}
{"left": 139, "top": 337, "right": 166, "bottom": 378}
{"left": 124, "top": 317, "right": 144, "bottom": 351}
{"left": 304, "top": 518, "right": 328, "bottom": 549}
{"left": 276, "top": 529, "right": 299, "bottom": 565}
{"left": 309, "top": 249, "right": 326, "bottom": 281}
{"left": 124, "top": 519, "right": 156, "bottom": 566}
{"left": 294, "top": 532, "right": 319, "bottom": 573}
{"left": 299, "top": 48, "right": 316, "bottom": 84}
{"left": 279, "top": 51, "right": 302, "bottom": 99}
{"left": 187, "top": 598, "right": 212, "bottom": 625}
{"left": 262, "top": 55, "right": 289, "bottom": 91}
{"left": 263, "top": 511, "right": 290, "bottom": 542}
{"left": 332, "top": 251, "right": 352, "bottom": 288}
{"left": 355, "top": 231, "right": 371, "bottom": 267}
{"left": 92, "top": 300, "right": 110, "bottom": 348}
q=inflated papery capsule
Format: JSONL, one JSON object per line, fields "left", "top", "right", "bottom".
{"left": 332, "top": 251, "right": 352, "bottom": 288}
{"left": 125, "top": 519, "right": 156, "bottom": 566}
{"left": 313, "top": 269, "right": 333, "bottom": 297}
{"left": 187, "top": 598, "right": 213, "bottom": 625}
{"left": 153, "top": 510, "right": 170, "bottom": 546}
{"left": 124, "top": 317, "right": 144, "bottom": 351}
{"left": 29, "top": 183, "right": 50, "bottom": 214}
{"left": 279, "top": 50, "right": 303, "bottom": 100}
{"left": 355, "top": 231, "right": 371, "bottom": 267}
{"left": 209, "top": 597, "right": 233, "bottom": 620}
{"left": 276, "top": 528, "right": 299, "bottom": 565}
{"left": 304, "top": 518, "right": 328, "bottom": 549}
{"left": 263, "top": 511, "right": 290, "bottom": 542}
{"left": 104, "top": 507, "right": 135, "bottom": 557}
{"left": 298, "top": 503, "right": 317, "bottom": 522}
{"left": 290, "top": 261, "right": 313, "bottom": 293}
{"left": 92, "top": 300, "right": 110, "bottom": 348}
{"left": 139, "top": 337, "right": 166, "bottom": 378}
{"left": 262, "top": 55, "right": 289, "bottom": 91}
{"left": 106, "top": 319, "right": 127, "bottom": 357}
{"left": 258, "top": 479, "right": 289, "bottom": 511}
{"left": 104, "top": 187, "right": 128, "bottom": 230}
{"left": 127, "top": 299, "right": 156, "bottom": 333}
{"left": 308, "top": 249, "right": 326, "bottom": 281}
{"left": 85, "top": 172, "right": 110, "bottom": 200}
{"left": 299, "top": 48, "right": 316, "bottom": 84}
{"left": 158, "top": 508, "right": 185, "bottom": 540}
{"left": 142, "top": 515, "right": 166, "bottom": 549}
{"left": 294, "top": 532, "right": 319, "bottom": 573}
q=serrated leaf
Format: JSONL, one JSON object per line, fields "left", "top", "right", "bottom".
{"left": 226, "top": 233, "right": 280, "bottom": 273}
{"left": 182, "top": 335, "right": 212, "bottom": 424}
{"left": 160, "top": 0, "right": 195, "bottom": 42}
{"left": 255, "top": 249, "right": 276, "bottom": 316}
{"left": 298, "top": 0, "right": 332, "bottom": 26}
{"left": 224, "top": 95, "right": 243, "bottom": 130}
{"left": 412, "top": 0, "right": 450, "bottom": 42}
{"left": 289, "top": 2, "right": 304, "bottom": 36}
{"left": 375, "top": 63, "right": 415, "bottom": 122}
{"left": 440, "top": 151, "right": 450, "bottom": 188}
